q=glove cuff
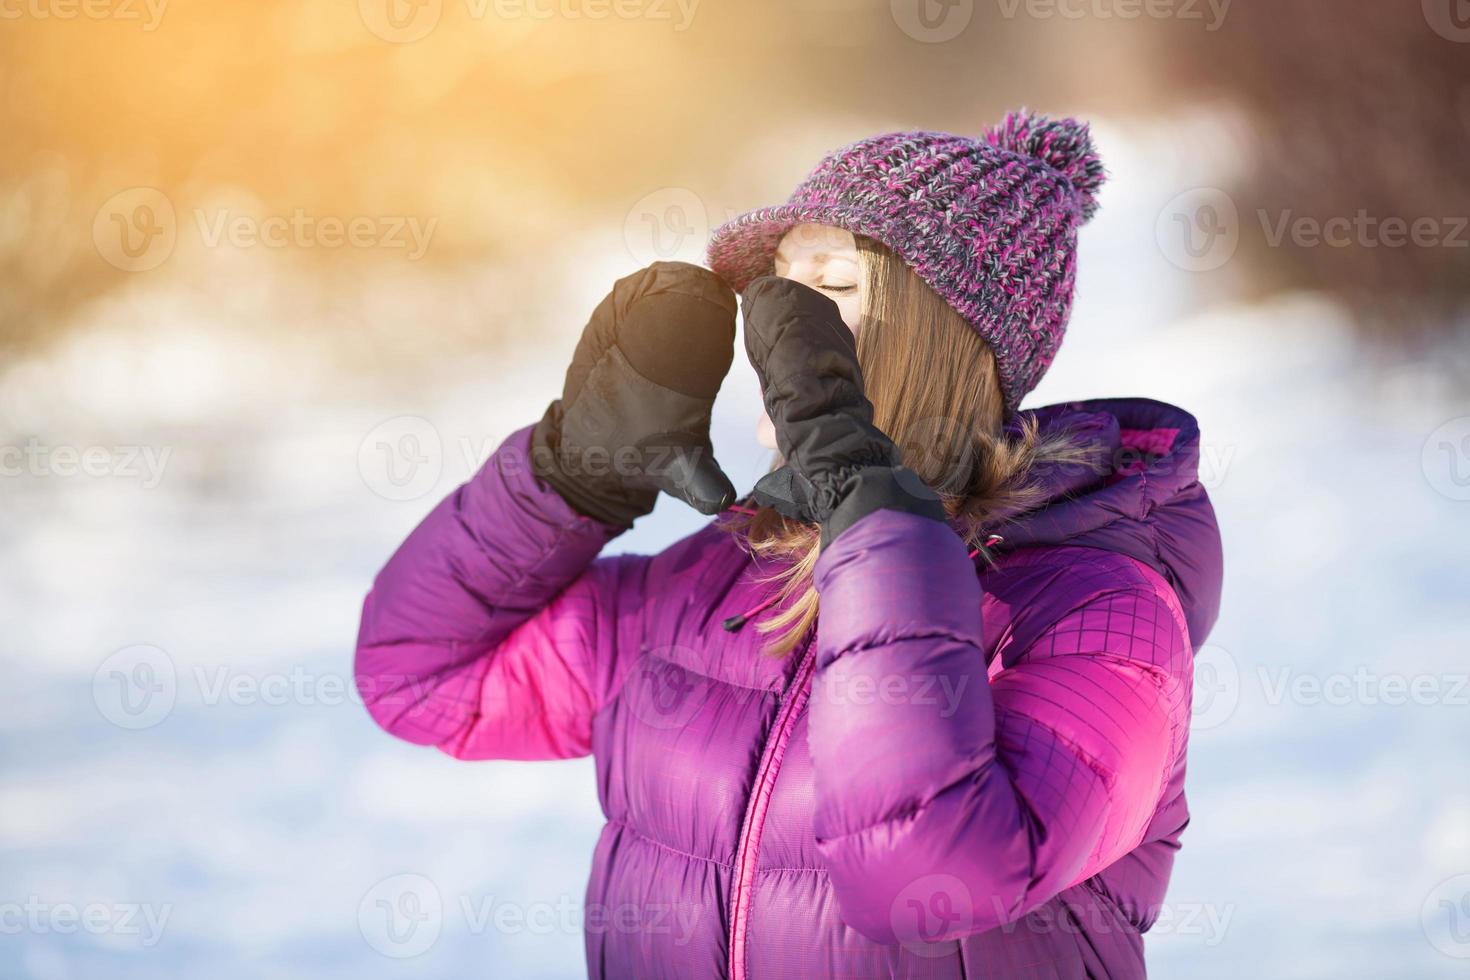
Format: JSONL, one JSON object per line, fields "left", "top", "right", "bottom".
{"left": 530, "top": 403, "right": 657, "bottom": 530}
{"left": 820, "top": 466, "right": 947, "bottom": 549}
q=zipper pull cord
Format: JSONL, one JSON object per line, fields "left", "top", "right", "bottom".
{"left": 723, "top": 591, "right": 780, "bottom": 633}
{"left": 722, "top": 501, "right": 770, "bottom": 632}
{"left": 971, "top": 533, "right": 1005, "bottom": 561}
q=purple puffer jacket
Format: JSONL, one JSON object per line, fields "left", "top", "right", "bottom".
{"left": 355, "top": 396, "right": 1223, "bottom": 979}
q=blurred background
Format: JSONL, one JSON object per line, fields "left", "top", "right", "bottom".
{"left": 3, "top": 1, "right": 1469, "bottom": 977}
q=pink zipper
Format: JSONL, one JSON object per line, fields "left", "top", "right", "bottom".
{"left": 727, "top": 633, "right": 818, "bottom": 980}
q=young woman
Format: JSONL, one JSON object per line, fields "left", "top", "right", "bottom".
{"left": 355, "top": 112, "right": 1223, "bottom": 978}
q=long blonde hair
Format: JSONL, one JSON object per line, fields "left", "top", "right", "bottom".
{"left": 729, "top": 235, "right": 1098, "bottom": 656}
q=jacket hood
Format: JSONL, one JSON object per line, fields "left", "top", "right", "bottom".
{"left": 985, "top": 397, "right": 1223, "bottom": 647}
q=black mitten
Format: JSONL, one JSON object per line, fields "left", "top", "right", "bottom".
{"left": 533, "top": 262, "right": 738, "bottom": 527}
{"left": 741, "top": 275, "right": 945, "bottom": 547}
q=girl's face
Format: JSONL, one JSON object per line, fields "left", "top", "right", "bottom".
{"left": 756, "top": 223, "right": 863, "bottom": 449}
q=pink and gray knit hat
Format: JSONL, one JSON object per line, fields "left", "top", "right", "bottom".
{"left": 706, "top": 110, "right": 1106, "bottom": 412}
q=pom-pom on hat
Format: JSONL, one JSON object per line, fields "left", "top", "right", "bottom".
{"left": 707, "top": 110, "right": 1105, "bottom": 411}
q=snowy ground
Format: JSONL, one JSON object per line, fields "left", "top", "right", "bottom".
{"left": 3, "top": 118, "right": 1469, "bottom": 978}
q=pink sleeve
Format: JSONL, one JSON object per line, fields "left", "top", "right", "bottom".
{"left": 986, "top": 577, "right": 1191, "bottom": 891}
{"left": 353, "top": 424, "right": 646, "bottom": 760}
{"left": 809, "top": 511, "right": 1192, "bottom": 943}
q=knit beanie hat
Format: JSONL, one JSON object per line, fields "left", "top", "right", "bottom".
{"left": 706, "top": 110, "right": 1105, "bottom": 412}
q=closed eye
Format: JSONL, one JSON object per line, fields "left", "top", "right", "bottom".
{"left": 820, "top": 284, "right": 857, "bottom": 294}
